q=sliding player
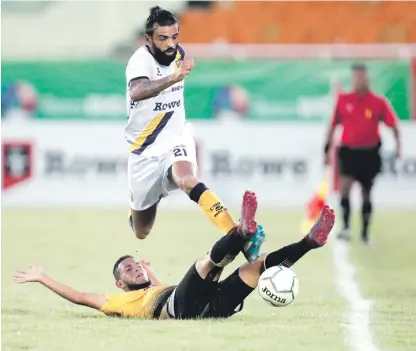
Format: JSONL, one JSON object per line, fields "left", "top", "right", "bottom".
{"left": 13, "top": 195, "right": 335, "bottom": 319}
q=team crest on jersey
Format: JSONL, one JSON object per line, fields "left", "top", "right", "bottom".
{"left": 156, "top": 67, "right": 162, "bottom": 77}
{"left": 365, "top": 108, "right": 372, "bottom": 119}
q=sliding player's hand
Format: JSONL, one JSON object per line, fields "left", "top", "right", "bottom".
{"left": 12, "top": 264, "right": 44, "bottom": 283}
{"left": 140, "top": 259, "right": 151, "bottom": 267}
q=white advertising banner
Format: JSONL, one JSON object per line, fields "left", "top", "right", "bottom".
{"left": 193, "top": 120, "right": 416, "bottom": 208}
{"left": 2, "top": 120, "right": 416, "bottom": 208}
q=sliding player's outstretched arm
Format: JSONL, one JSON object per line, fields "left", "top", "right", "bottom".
{"left": 12, "top": 265, "right": 106, "bottom": 310}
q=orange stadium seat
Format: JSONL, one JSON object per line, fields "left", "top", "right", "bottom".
{"left": 179, "top": 1, "right": 416, "bottom": 44}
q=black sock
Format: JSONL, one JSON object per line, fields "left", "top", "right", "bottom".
{"left": 341, "top": 197, "right": 350, "bottom": 230}
{"left": 362, "top": 201, "right": 372, "bottom": 240}
{"left": 261, "top": 238, "right": 312, "bottom": 273}
{"left": 210, "top": 230, "right": 245, "bottom": 267}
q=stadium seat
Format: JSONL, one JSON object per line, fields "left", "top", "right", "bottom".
{"left": 178, "top": 1, "right": 416, "bottom": 44}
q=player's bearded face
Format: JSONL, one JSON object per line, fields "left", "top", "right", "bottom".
{"left": 148, "top": 24, "right": 179, "bottom": 66}
{"left": 119, "top": 259, "right": 151, "bottom": 290}
{"left": 151, "top": 41, "right": 177, "bottom": 66}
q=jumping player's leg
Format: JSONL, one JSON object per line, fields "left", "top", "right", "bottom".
{"left": 164, "top": 126, "right": 236, "bottom": 236}
{"left": 129, "top": 203, "right": 159, "bottom": 239}
{"left": 170, "top": 160, "right": 237, "bottom": 235}
{"left": 164, "top": 128, "right": 262, "bottom": 261}
{"left": 165, "top": 191, "right": 259, "bottom": 319}
{"left": 128, "top": 153, "right": 165, "bottom": 239}
{"left": 206, "top": 205, "right": 335, "bottom": 318}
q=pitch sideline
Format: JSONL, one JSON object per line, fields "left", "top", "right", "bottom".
{"left": 330, "top": 205, "right": 381, "bottom": 351}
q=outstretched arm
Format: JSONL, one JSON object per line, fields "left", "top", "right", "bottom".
{"left": 13, "top": 265, "right": 106, "bottom": 310}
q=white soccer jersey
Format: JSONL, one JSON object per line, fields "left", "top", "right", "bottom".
{"left": 125, "top": 45, "right": 186, "bottom": 157}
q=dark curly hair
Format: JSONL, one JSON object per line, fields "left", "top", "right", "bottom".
{"left": 145, "top": 6, "right": 178, "bottom": 36}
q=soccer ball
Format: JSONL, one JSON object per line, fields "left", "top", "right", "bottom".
{"left": 258, "top": 266, "right": 299, "bottom": 307}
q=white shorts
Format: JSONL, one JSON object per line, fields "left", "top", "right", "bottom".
{"left": 128, "top": 126, "right": 198, "bottom": 211}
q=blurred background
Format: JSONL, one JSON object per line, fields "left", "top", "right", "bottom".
{"left": 2, "top": 0, "right": 416, "bottom": 210}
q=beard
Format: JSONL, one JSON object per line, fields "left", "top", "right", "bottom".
{"left": 149, "top": 43, "right": 177, "bottom": 66}
{"left": 126, "top": 280, "right": 151, "bottom": 291}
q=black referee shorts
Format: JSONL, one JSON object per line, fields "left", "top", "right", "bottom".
{"left": 166, "top": 263, "right": 254, "bottom": 319}
{"left": 338, "top": 143, "right": 382, "bottom": 189}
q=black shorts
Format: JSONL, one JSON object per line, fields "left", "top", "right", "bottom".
{"left": 166, "top": 263, "right": 254, "bottom": 319}
{"left": 338, "top": 143, "right": 382, "bottom": 189}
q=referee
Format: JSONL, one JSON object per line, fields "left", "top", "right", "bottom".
{"left": 324, "top": 63, "right": 401, "bottom": 243}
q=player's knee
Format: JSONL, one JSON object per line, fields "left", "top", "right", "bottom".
{"left": 195, "top": 255, "right": 215, "bottom": 278}
{"left": 176, "top": 174, "right": 200, "bottom": 193}
{"left": 238, "top": 261, "right": 263, "bottom": 289}
{"left": 133, "top": 227, "right": 151, "bottom": 239}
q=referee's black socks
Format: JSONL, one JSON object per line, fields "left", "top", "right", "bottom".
{"left": 340, "top": 196, "right": 350, "bottom": 230}
{"left": 362, "top": 201, "right": 372, "bottom": 241}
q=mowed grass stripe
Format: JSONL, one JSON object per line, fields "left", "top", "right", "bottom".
{"left": 349, "top": 210, "right": 416, "bottom": 351}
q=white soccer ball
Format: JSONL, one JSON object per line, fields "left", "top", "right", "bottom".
{"left": 258, "top": 266, "right": 299, "bottom": 307}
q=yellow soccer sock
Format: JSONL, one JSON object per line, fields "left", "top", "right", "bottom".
{"left": 189, "top": 183, "right": 237, "bottom": 235}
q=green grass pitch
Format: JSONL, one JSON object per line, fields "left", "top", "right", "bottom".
{"left": 2, "top": 208, "right": 415, "bottom": 351}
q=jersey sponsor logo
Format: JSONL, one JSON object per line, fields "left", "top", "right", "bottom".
{"left": 153, "top": 100, "right": 181, "bottom": 111}
{"left": 210, "top": 201, "right": 225, "bottom": 218}
{"left": 210, "top": 151, "right": 307, "bottom": 178}
{"left": 171, "top": 85, "right": 183, "bottom": 92}
{"left": 44, "top": 151, "right": 126, "bottom": 176}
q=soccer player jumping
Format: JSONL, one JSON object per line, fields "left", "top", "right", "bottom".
{"left": 124, "top": 7, "right": 258, "bottom": 258}
{"left": 13, "top": 192, "right": 335, "bottom": 320}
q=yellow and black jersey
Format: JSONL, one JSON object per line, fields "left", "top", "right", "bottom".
{"left": 100, "top": 285, "right": 176, "bottom": 319}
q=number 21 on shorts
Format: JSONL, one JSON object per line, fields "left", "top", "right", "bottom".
{"left": 173, "top": 147, "right": 188, "bottom": 157}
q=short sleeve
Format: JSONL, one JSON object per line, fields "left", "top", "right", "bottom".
{"left": 177, "top": 44, "right": 185, "bottom": 60}
{"left": 126, "top": 49, "right": 153, "bottom": 84}
{"left": 100, "top": 294, "right": 124, "bottom": 316}
{"left": 381, "top": 97, "right": 398, "bottom": 127}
